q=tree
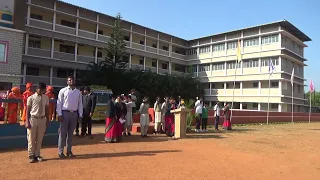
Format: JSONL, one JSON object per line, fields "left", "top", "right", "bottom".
{"left": 105, "top": 13, "right": 128, "bottom": 70}
{"left": 305, "top": 91, "right": 320, "bottom": 107}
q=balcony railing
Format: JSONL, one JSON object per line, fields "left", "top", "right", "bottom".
{"left": 171, "top": 71, "right": 185, "bottom": 76}
{"left": 172, "top": 52, "right": 186, "bottom": 60}
{"left": 55, "top": 24, "right": 76, "bottom": 35}
{"left": 29, "top": 18, "right": 53, "bottom": 30}
{"left": 52, "top": 77, "right": 67, "bottom": 86}
{"left": 131, "top": 64, "right": 144, "bottom": 70}
{"left": 98, "top": 34, "right": 110, "bottom": 42}
{"left": 26, "top": 75, "right": 50, "bottom": 85}
{"left": 131, "top": 43, "right": 145, "bottom": 50}
{"left": 158, "top": 68, "right": 169, "bottom": 75}
{"left": 146, "top": 46, "right": 157, "bottom": 53}
{"left": 159, "top": 49, "right": 169, "bottom": 56}
{"left": 77, "top": 55, "right": 95, "bottom": 63}
{"left": 27, "top": 47, "right": 51, "bottom": 57}
{"left": 78, "top": 29, "right": 96, "bottom": 39}
{"left": 145, "top": 66, "right": 157, "bottom": 73}
{"left": 53, "top": 51, "right": 75, "bottom": 61}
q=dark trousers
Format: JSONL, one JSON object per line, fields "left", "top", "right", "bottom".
{"left": 195, "top": 114, "right": 202, "bottom": 129}
{"left": 82, "top": 115, "right": 92, "bottom": 135}
{"left": 215, "top": 116, "right": 220, "bottom": 130}
{"left": 201, "top": 118, "right": 208, "bottom": 130}
{"left": 75, "top": 115, "right": 92, "bottom": 135}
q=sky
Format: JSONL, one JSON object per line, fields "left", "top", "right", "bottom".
{"left": 63, "top": 0, "right": 320, "bottom": 91}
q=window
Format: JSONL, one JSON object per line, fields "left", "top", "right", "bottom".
{"left": 271, "top": 82, "right": 279, "bottom": 87}
{"left": 98, "top": 30, "right": 104, "bottom": 35}
{"left": 213, "top": 43, "right": 225, "bottom": 51}
{"left": 242, "top": 104, "right": 248, "bottom": 109}
{"left": 174, "top": 64, "right": 185, "bottom": 72}
{"left": 188, "top": 48, "right": 197, "bottom": 55}
{"left": 61, "top": 20, "right": 76, "bottom": 28}
{"left": 30, "top": 14, "right": 43, "bottom": 20}
{"left": 212, "top": 63, "right": 224, "bottom": 71}
{"left": 298, "top": 85, "right": 301, "bottom": 93}
{"left": 162, "top": 63, "right": 168, "bottom": 69}
{"left": 243, "top": 59, "right": 259, "bottom": 68}
{"left": 227, "top": 61, "right": 241, "bottom": 69}
{"left": 139, "top": 56, "right": 144, "bottom": 65}
{"left": 29, "top": 39, "right": 41, "bottom": 49}
{"left": 139, "top": 40, "right": 144, "bottom": 45}
{"left": 152, "top": 60, "right": 157, "bottom": 67}
{"left": 243, "top": 38, "right": 259, "bottom": 47}
{"left": 60, "top": 44, "right": 75, "bottom": 54}
{"left": 152, "top": 44, "right": 157, "bottom": 48}
{"left": 227, "top": 41, "right": 237, "bottom": 49}
{"left": 261, "top": 34, "right": 279, "bottom": 44}
{"left": 162, "top": 46, "right": 169, "bottom": 51}
{"left": 199, "top": 46, "right": 210, "bottom": 54}
{"left": 253, "top": 103, "right": 258, "bottom": 108}
{"left": 211, "top": 84, "right": 215, "bottom": 89}
{"left": 57, "top": 69, "right": 73, "bottom": 78}
{"left": 0, "top": 42, "right": 8, "bottom": 63}
{"left": 97, "top": 51, "right": 102, "bottom": 58}
{"left": 271, "top": 103, "right": 278, "bottom": 109}
{"left": 199, "top": 64, "right": 210, "bottom": 72}
{"left": 124, "top": 36, "right": 130, "bottom": 41}
{"left": 26, "top": 67, "right": 39, "bottom": 76}
{"left": 261, "top": 57, "right": 279, "bottom": 67}
{"left": 253, "top": 82, "right": 258, "bottom": 88}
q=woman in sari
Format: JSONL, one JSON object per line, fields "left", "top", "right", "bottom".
{"left": 105, "top": 95, "right": 122, "bottom": 143}
{"left": 222, "top": 103, "right": 232, "bottom": 130}
{"left": 165, "top": 97, "right": 176, "bottom": 137}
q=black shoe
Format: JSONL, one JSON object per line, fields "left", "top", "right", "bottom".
{"left": 144, "top": 135, "right": 148, "bottom": 137}
{"left": 127, "top": 132, "right": 131, "bottom": 136}
{"left": 29, "top": 156, "right": 37, "bottom": 163}
{"left": 123, "top": 132, "right": 127, "bottom": 136}
{"left": 67, "top": 152, "right": 74, "bottom": 158}
{"left": 75, "top": 133, "right": 79, "bottom": 137}
{"left": 36, "top": 156, "right": 44, "bottom": 162}
{"left": 58, "top": 153, "right": 66, "bottom": 159}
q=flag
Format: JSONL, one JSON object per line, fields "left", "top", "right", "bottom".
{"left": 290, "top": 68, "right": 294, "bottom": 86}
{"left": 268, "top": 59, "right": 275, "bottom": 75}
{"left": 310, "top": 80, "right": 314, "bottom": 93}
{"left": 236, "top": 39, "right": 242, "bottom": 62}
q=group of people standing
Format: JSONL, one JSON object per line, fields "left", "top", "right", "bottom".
{"left": 105, "top": 95, "right": 179, "bottom": 143}
{"left": 194, "top": 97, "right": 232, "bottom": 132}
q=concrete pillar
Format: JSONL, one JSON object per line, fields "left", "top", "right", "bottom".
{"left": 50, "top": 67, "right": 53, "bottom": 85}
{"left": 23, "top": 64, "right": 27, "bottom": 84}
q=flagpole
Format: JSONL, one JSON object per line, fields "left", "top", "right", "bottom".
{"left": 291, "top": 83, "right": 294, "bottom": 123}
{"left": 267, "top": 73, "right": 271, "bottom": 125}
{"left": 230, "top": 62, "right": 238, "bottom": 123}
{"left": 309, "top": 91, "right": 312, "bottom": 123}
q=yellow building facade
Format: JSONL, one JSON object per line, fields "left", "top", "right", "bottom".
{"left": 22, "top": 0, "right": 310, "bottom": 112}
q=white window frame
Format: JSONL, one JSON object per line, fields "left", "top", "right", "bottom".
{"left": 0, "top": 41, "right": 8, "bottom": 63}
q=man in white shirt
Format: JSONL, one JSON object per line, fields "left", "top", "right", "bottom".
{"left": 194, "top": 97, "right": 203, "bottom": 132}
{"left": 56, "top": 76, "right": 83, "bottom": 159}
{"left": 214, "top": 102, "right": 220, "bottom": 131}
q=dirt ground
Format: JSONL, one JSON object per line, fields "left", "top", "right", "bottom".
{"left": 1, "top": 123, "right": 320, "bottom": 180}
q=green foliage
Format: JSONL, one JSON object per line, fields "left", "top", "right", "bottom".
{"left": 305, "top": 91, "right": 320, "bottom": 107}
{"left": 184, "top": 99, "right": 195, "bottom": 109}
{"left": 105, "top": 13, "right": 128, "bottom": 70}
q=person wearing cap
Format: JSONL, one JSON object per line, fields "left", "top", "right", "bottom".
{"left": 7, "top": 87, "right": 23, "bottom": 124}
{"left": 81, "top": 86, "right": 96, "bottom": 137}
{"left": 56, "top": 76, "right": 83, "bottom": 158}
{"left": 139, "top": 97, "right": 150, "bottom": 137}
{"left": 25, "top": 82, "right": 49, "bottom": 163}
{"left": 22, "top": 83, "right": 34, "bottom": 123}
{"left": 45, "top": 86, "right": 55, "bottom": 121}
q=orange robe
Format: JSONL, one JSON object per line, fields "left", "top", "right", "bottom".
{"left": 7, "top": 92, "right": 23, "bottom": 124}
{"left": 22, "top": 90, "right": 33, "bottom": 121}
{"left": 46, "top": 91, "right": 55, "bottom": 121}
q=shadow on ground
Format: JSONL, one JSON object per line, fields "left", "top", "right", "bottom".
{"left": 46, "top": 150, "right": 182, "bottom": 161}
